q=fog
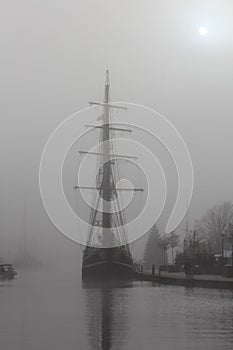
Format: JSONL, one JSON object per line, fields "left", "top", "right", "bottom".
{"left": 1, "top": 1, "right": 233, "bottom": 267}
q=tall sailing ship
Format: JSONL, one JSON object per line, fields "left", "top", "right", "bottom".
{"left": 75, "top": 71, "right": 143, "bottom": 280}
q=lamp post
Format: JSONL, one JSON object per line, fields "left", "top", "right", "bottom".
{"left": 221, "top": 232, "right": 224, "bottom": 259}
{"left": 183, "top": 239, "right": 186, "bottom": 257}
{"left": 188, "top": 230, "right": 198, "bottom": 264}
{"left": 193, "top": 230, "right": 197, "bottom": 262}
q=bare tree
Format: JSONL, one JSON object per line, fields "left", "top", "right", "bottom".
{"left": 195, "top": 201, "right": 233, "bottom": 254}
{"left": 169, "top": 231, "right": 179, "bottom": 264}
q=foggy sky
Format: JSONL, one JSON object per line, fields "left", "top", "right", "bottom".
{"left": 1, "top": 1, "right": 233, "bottom": 264}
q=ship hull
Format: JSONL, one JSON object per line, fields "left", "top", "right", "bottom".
{"left": 82, "top": 247, "right": 134, "bottom": 282}
{"left": 82, "top": 261, "right": 134, "bottom": 281}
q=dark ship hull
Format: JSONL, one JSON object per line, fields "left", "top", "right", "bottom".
{"left": 82, "top": 247, "right": 134, "bottom": 281}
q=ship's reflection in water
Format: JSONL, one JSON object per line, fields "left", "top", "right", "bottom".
{"left": 0, "top": 270, "right": 233, "bottom": 350}
{"left": 83, "top": 280, "right": 233, "bottom": 350}
{"left": 84, "top": 282, "right": 132, "bottom": 350}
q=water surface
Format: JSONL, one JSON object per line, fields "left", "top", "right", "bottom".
{"left": 0, "top": 268, "right": 232, "bottom": 349}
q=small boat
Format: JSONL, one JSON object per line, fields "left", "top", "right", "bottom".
{"left": 0, "top": 264, "right": 17, "bottom": 279}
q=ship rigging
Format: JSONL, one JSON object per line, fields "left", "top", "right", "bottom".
{"left": 74, "top": 70, "right": 143, "bottom": 280}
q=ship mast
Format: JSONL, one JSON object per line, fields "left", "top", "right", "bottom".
{"left": 102, "top": 70, "right": 112, "bottom": 245}
{"left": 74, "top": 70, "right": 144, "bottom": 248}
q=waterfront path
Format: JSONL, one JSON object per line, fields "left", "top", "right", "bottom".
{"left": 137, "top": 270, "right": 233, "bottom": 290}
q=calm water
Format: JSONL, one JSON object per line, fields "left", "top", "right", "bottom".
{"left": 0, "top": 268, "right": 233, "bottom": 350}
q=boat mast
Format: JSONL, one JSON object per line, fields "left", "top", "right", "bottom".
{"left": 74, "top": 70, "right": 144, "bottom": 248}
{"left": 101, "top": 70, "right": 112, "bottom": 246}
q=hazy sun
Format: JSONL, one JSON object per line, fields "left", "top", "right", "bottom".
{"left": 199, "top": 26, "right": 208, "bottom": 36}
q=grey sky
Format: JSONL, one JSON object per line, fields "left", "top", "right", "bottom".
{"left": 0, "top": 1, "right": 233, "bottom": 262}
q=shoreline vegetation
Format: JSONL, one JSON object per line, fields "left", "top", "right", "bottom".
{"left": 142, "top": 202, "right": 233, "bottom": 286}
